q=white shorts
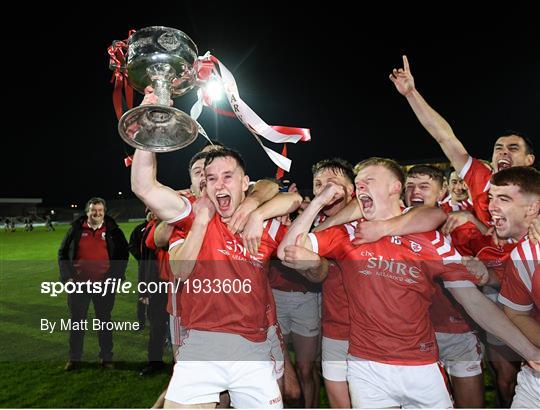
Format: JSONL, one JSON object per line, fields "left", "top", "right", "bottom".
{"left": 322, "top": 336, "right": 348, "bottom": 381}
{"left": 272, "top": 289, "right": 320, "bottom": 337}
{"left": 511, "top": 365, "right": 540, "bottom": 408}
{"left": 483, "top": 286, "right": 506, "bottom": 346}
{"left": 347, "top": 355, "right": 452, "bottom": 409}
{"left": 436, "top": 331, "right": 483, "bottom": 377}
{"left": 165, "top": 330, "right": 282, "bottom": 408}
{"left": 169, "top": 314, "right": 183, "bottom": 346}
{"left": 268, "top": 324, "right": 284, "bottom": 380}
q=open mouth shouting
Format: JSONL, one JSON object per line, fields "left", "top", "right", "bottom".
{"left": 497, "top": 158, "right": 511, "bottom": 171}
{"left": 409, "top": 195, "right": 425, "bottom": 207}
{"left": 215, "top": 192, "right": 232, "bottom": 213}
{"left": 358, "top": 193, "right": 374, "bottom": 213}
{"left": 491, "top": 214, "right": 507, "bottom": 230}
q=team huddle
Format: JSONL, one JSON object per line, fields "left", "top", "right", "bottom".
{"left": 130, "top": 56, "right": 540, "bottom": 408}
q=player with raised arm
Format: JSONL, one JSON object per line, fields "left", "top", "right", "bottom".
{"left": 279, "top": 157, "right": 540, "bottom": 408}
{"left": 390, "top": 55, "right": 535, "bottom": 228}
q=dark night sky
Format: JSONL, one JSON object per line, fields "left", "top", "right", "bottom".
{"left": 4, "top": 4, "right": 539, "bottom": 207}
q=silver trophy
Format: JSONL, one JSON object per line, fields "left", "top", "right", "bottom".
{"left": 112, "top": 27, "right": 199, "bottom": 152}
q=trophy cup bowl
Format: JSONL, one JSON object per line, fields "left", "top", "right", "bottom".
{"left": 116, "top": 26, "right": 199, "bottom": 152}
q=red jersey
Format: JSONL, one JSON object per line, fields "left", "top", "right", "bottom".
{"left": 429, "top": 281, "right": 472, "bottom": 334}
{"left": 164, "top": 194, "right": 197, "bottom": 317}
{"left": 74, "top": 221, "right": 109, "bottom": 282}
{"left": 321, "top": 260, "right": 350, "bottom": 340}
{"left": 499, "top": 237, "right": 540, "bottom": 322}
{"left": 309, "top": 224, "right": 476, "bottom": 365}
{"left": 458, "top": 156, "right": 492, "bottom": 226}
{"left": 145, "top": 219, "right": 172, "bottom": 282}
{"left": 439, "top": 197, "right": 474, "bottom": 214}
{"left": 168, "top": 194, "right": 196, "bottom": 229}
{"left": 268, "top": 215, "right": 325, "bottom": 293}
{"left": 174, "top": 206, "right": 287, "bottom": 342}
{"left": 451, "top": 222, "right": 517, "bottom": 283}
{"left": 268, "top": 264, "right": 320, "bottom": 292}
{"left": 319, "top": 219, "right": 352, "bottom": 340}
{"left": 167, "top": 227, "right": 186, "bottom": 317}
{"left": 430, "top": 227, "right": 475, "bottom": 334}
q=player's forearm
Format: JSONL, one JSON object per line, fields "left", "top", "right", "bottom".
{"left": 451, "top": 287, "right": 538, "bottom": 360}
{"left": 131, "top": 149, "right": 158, "bottom": 198}
{"left": 483, "top": 269, "right": 500, "bottom": 288}
{"left": 298, "top": 256, "right": 328, "bottom": 283}
{"left": 385, "top": 205, "right": 447, "bottom": 236}
{"left": 405, "top": 89, "right": 469, "bottom": 172}
{"left": 278, "top": 198, "right": 325, "bottom": 259}
{"left": 470, "top": 214, "right": 489, "bottom": 234}
{"left": 253, "top": 192, "right": 302, "bottom": 221}
{"left": 131, "top": 150, "right": 188, "bottom": 221}
{"left": 504, "top": 308, "right": 540, "bottom": 347}
{"left": 154, "top": 221, "right": 174, "bottom": 248}
{"left": 169, "top": 220, "right": 208, "bottom": 281}
{"left": 248, "top": 179, "right": 280, "bottom": 206}
{"left": 313, "top": 199, "right": 361, "bottom": 232}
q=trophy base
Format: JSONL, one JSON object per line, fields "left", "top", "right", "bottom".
{"left": 118, "top": 105, "right": 198, "bottom": 152}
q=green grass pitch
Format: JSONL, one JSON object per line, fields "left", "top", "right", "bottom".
{"left": 0, "top": 223, "right": 498, "bottom": 407}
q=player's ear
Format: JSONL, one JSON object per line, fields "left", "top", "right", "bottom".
{"left": 439, "top": 180, "right": 448, "bottom": 202}
{"left": 346, "top": 183, "right": 355, "bottom": 199}
{"left": 242, "top": 175, "right": 250, "bottom": 193}
{"left": 437, "top": 186, "right": 447, "bottom": 203}
{"left": 390, "top": 180, "right": 403, "bottom": 196}
{"left": 527, "top": 199, "right": 540, "bottom": 217}
{"left": 525, "top": 153, "right": 535, "bottom": 167}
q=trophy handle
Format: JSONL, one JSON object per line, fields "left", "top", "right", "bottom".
{"left": 108, "top": 40, "right": 128, "bottom": 72}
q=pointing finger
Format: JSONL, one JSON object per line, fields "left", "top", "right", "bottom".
{"left": 403, "top": 55, "right": 410, "bottom": 72}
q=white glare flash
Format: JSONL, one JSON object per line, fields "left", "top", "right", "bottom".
{"left": 205, "top": 77, "right": 224, "bottom": 102}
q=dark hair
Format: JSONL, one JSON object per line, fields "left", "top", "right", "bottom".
{"left": 490, "top": 166, "right": 540, "bottom": 197}
{"left": 354, "top": 157, "right": 405, "bottom": 187}
{"left": 201, "top": 139, "right": 226, "bottom": 153}
{"left": 496, "top": 130, "right": 535, "bottom": 156}
{"left": 85, "top": 197, "right": 107, "bottom": 213}
{"left": 188, "top": 151, "right": 208, "bottom": 174}
{"left": 407, "top": 165, "right": 445, "bottom": 188}
{"left": 312, "top": 158, "right": 355, "bottom": 184}
{"left": 204, "top": 147, "right": 247, "bottom": 174}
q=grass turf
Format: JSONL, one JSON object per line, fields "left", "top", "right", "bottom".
{"left": 0, "top": 223, "right": 170, "bottom": 408}
{"left": 0, "top": 223, "right": 499, "bottom": 407}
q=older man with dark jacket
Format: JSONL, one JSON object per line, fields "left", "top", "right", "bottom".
{"left": 58, "top": 197, "right": 129, "bottom": 370}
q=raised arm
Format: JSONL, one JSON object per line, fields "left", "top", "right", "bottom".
{"left": 241, "top": 192, "right": 302, "bottom": 256}
{"left": 277, "top": 183, "right": 346, "bottom": 259}
{"left": 131, "top": 150, "right": 189, "bottom": 222}
{"left": 390, "top": 55, "right": 470, "bottom": 173}
{"left": 449, "top": 286, "right": 540, "bottom": 369}
{"left": 281, "top": 234, "right": 329, "bottom": 283}
{"left": 353, "top": 205, "right": 447, "bottom": 245}
{"left": 312, "top": 198, "right": 362, "bottom": 232}
{"left": 130, "top": 88, "right": 188, "bottom": 221}
{"left": 225, "top": 178, "right": 280, "bottom": 234}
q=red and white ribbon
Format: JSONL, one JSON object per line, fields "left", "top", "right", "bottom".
{"left": 193, "top": 53, "right": 311, "bottom": 172}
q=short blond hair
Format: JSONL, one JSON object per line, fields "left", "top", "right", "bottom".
{"left": 354, "top": 157, "right": 405, "bottom": 186}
